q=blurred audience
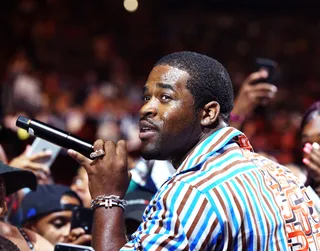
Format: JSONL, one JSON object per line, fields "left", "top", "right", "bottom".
{"left": 0, "top": 161, "right": 54, "bottom": 251}
{"left": 71, "top": 167, "right": 91, "bottom": 209}
{"left": 0, "top": 1, "right": 319, "bottom": 248}
{"left": 301, "top": 101, "right": 320, "bottom": 194}
{"left": 0, "top": 1, "right": 318, "bottom": 170}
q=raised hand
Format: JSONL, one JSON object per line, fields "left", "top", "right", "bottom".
{"left": 303, "top": 142, "right": 320, "bottom": 183}
{"left": 65, "top": 227, "right": 92, "bottom": 245}
{"left": 68, "top": 140, "right": 130, "bottom": 199}
{"left": 9, "top": 145, "right": 52, "bottom": 184}
{"left": 231, "top": 69, "right": 278, "bottom": 128}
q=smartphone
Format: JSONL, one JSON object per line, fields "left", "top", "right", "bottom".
{"left": 70, "top": 207, "right": 93, "bottom": 234}
{"left": 54, "top": 243, "right": 94, "bottom": 251}
{"left": 255, "top": 58, "right": 278, "bottom": 84}
{"left": 26, "top": 137, "right": 61, "bottom": 168}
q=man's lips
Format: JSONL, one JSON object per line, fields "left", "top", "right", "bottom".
{"left": 139, "top": 120, "right": 158, "bottom": 140}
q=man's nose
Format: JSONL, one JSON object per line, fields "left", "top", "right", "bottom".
{"left": 140, "top": 98, "right": 158, "bottom": 118}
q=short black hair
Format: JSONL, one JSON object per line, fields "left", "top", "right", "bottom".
{"left": 300, "top": 101, "right": 320, "bottom": 132}
{"left": 155, "top": 51, "right": 234, "bottom": 122}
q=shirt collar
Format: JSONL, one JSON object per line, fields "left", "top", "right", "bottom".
{"left": 175, "top": 127, "right": 253, "bottom": 175}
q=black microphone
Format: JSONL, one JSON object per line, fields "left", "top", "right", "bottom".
{"left": 16, "top": 116, "right": 102, "bottom": 159}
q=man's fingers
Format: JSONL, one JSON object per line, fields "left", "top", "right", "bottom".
{"left": 27, "top": 162, "right": 50, "bottom": 174}
{"left": 312, "top": 143, "right": 320, "bottom": 159}
{"left": 69, "top": 227, "right": 85, "bottom": 238}
{"left": 93, "top": 139, "right": 105, "bottom": 151}
{"left": 248, "top": 90, "right": 276, "bottom": 103}
{"left": 71, "top": 235, "right": 92, "bottom": 245}
{"left": 244, "top": 70, "right": 268, "bottom": 85}
{"left": 116, "top": 140, "right": 127, "bottom": 158}
{"left": 251, "top": 83, "right": 278, "bottom": 93}
{"left": 303, "top": 158, "right": 320, "bottom": 176}
{"left": 68, "top": 227, "right": 91, "bottom": 245}
{"left": 68, "top": 149, "right": 91, "bottom": 170}
{"left": 309, "top": 152, "right": 320, "bottom": 166}
{"left": 29, "top": 151, "right": 52, "bottom": 161}
{"left": 104, "top": 141, "right": 116, "bottom": 157}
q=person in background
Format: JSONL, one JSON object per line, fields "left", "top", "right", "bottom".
{"left": 230, "top": 69, "right": 277, "bottom": 129}
{"left": 0, "top": 143, "right": 52, "bottom": 224}
{"left": 301, "top": 101, "right": 320, "bottom": 194}
{"left": 71, "top": 166, "right": 91, "bottom": 208}
{"left": 19, "top": 184, "right": 91, "bottom": 246}
{"left": 9, "top": 145, "right": 52, "bottom": 185}
{"left": 69, "top": 51, "right": 320, "bottom": 250}
{"left": 0, "top": 143, "right": 52, "bottom": 186}
{"left": 0, "top": 161, "right": 54, "bottom": 250}
{"left": 123, "top": 189, "right": 154, "bottom": 240}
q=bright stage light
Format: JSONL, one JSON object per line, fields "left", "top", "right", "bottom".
{"left": 124, "top": 0, "right": 138, "bottom": 12}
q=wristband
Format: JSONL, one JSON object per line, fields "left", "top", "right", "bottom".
{"left": 91, "top": 195, "right": 127, "bottom": 211}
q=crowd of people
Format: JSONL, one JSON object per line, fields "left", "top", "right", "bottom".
{"left": 0, "top": 1, "right": 319, "bottom": 250}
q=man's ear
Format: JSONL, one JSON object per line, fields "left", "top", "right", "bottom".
{"left": 200, "top": 101, "right": 220, "bottom": 127}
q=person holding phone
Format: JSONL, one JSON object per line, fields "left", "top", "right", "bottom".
{"left": 9, "top": 144, "right": 53, "bottom": 184}
{"left": 230, "top": 68, "right": 278, "bottom": 129}
{"left": 19, "top": 184, "right": 92, "bottom": 247}
{"left": 300, "top": 101, "right": 320, "bottom": 194}
{"left": 68, "top": 51, "right": 320, "bottom": 250}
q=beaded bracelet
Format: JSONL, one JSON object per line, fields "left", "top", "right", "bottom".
{"left": 91, "top": 195, "right": 127, "bottom": 211}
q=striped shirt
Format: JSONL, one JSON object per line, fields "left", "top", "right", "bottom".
{"left": 121, "top": 127, "right": 320, "bottom": 250}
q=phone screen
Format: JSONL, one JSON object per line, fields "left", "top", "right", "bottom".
{"left": 26, "top": 138, "right": 61, "bottom": 168}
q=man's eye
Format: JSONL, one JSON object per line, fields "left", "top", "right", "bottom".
{"left": 142, "top": 96, "right": 151, "bottom": 102}
{"left": 161, "top": 95, "right": 172, "bottom": 101}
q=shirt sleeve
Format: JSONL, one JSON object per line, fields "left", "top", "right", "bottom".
{"left": 121, "top": 180, "right": 222, "bottom": 251}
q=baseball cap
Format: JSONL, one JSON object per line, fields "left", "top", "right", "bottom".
{"left": 124, "top": 189, "right": 154, "bottom": 223}
{"left": 0, "top": 161, "right": 37, "bottom": 196}
{"left": 20, "top": 184, "right": 82, "bottom": 224}
{"left": 124, "top": 189, "right": 154, "bottom": 237}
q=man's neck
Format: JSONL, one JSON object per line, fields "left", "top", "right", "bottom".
{"left": 171, "top": 121, "right": 228, "bottom": 169}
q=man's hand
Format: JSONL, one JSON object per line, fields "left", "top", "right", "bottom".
{"left": 68, "top": 139, "right": 130, "bottom": 199}
{"left": 68, "top": 140, "right": 130, "bottom": 251}
{"left": 232, "top": 69, "right": 278, "bottom": 120}
{"left": 303, "top": 142, "right": 320, "bottom": 183}
{"left": 9, "top": 145, "right": 52, "bottom": 184}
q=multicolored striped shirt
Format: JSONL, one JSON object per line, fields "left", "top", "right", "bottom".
{"left": 121, "top": 127, "right": 320, "bottom": 250}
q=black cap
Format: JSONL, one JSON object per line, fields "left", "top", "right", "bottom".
{"left": 0, "top": 161, "right": 37, "bottom": 196}
{"left": 124, "top": 190, "right": 153, "bottom": 223}
{"left": 20, "top": 184, "right": 81, "bottom": 224}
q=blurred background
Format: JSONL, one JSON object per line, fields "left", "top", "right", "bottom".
{"left": 0, "top": 0, "right": 319, "bottom": 184}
